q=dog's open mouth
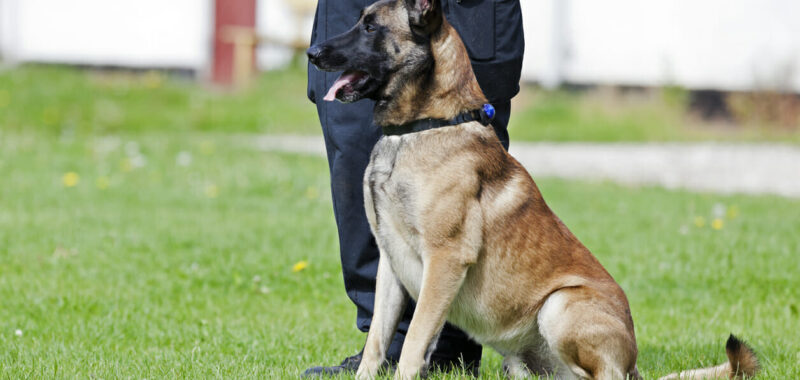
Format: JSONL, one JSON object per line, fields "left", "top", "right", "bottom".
{"left": 324, "top": 70, "right": 372, "bottom": 102}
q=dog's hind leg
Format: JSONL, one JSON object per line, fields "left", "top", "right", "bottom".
{"left": 537, "top": 288, "right": 638, "bottom": 380}
{"left": 356, "top": 252, "right": 410, "bottom": 380}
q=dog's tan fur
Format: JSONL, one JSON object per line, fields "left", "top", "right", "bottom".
{"left": 321, "top": 1, "right": 761, "bottom": 379}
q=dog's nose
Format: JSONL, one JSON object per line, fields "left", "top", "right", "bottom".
{"left": 306, "top": 45, "right": 324, "bottom": 65}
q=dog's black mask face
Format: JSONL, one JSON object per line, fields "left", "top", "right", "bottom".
{"left": 306, "top": 0, "right": 442, "bottom": 104}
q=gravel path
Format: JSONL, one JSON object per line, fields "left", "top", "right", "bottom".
{"left": 252, "top": 135, "right": 800, "bottom": 198}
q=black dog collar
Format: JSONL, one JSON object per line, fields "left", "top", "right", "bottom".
{"left": 382, "top": 104, "right": 496, "bottom": 136}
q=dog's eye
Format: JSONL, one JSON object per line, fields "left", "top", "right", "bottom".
{"left": 364, "top": 24, "right": 376, "bottom": 33}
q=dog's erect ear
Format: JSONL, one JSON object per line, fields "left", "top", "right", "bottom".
{"left": 404, "top": 0, "right": 443, "bottom": 36}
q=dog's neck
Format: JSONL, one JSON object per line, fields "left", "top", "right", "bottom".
{"left": 373, "top": 20, "right": 488, "bottom": 127}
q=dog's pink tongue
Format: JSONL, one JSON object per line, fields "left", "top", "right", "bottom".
{"left": 324, "top": 72, "right": 359, "bottom": 102}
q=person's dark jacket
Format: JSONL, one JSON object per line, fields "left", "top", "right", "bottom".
{"left": 307, "top": 0, "right": 525, "bottom": 104}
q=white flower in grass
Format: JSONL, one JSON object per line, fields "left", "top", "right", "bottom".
{"left": 94, "top": 136, "right": 121, "bottom": 155}
{"left": 712, "top": 203, "right": 726, "bottom": 219}
{"left": 14, "top": 329, "right": 22, "bottom": 337}
{"left": 176, "top": 151, "right": 193, "bottom": 167}
{"left": 130, "top": 154, "right": 147, "bottom": 169}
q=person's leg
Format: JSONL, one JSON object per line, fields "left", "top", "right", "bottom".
{"left": 307, "top": 0, "right": 388, "bottom": 337}
{"left": 302, "top": 3, "right": 398, "bottom": 376}
{"left": 317, "top": 82, "right": 385, "bottom": 332}
{"left": 491, "top": 101, "right": 512, "bottom": 150}
{"left": 301, "top": 70, "right": 388, "bottom": 377}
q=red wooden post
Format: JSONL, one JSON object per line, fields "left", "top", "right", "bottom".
{"left": 212, "top": 0, "right": 257, "bottom": 86}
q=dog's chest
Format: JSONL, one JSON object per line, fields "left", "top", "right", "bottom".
{"left": 365, "top": 136, "right": 425, "bottom": 297}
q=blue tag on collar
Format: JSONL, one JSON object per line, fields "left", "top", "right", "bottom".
{"left": 482, "top": 103, "right": 495, "bottom": 120}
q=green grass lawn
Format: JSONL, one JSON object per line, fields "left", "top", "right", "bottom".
{"left": 0, "top": 65, "right": 321, "bottom": 136}
{"left": 1, "top": 131, "right": 798, "bottom": 378}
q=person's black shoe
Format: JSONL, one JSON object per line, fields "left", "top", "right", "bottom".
{"left": 300, "top": 351, "right": 364, "bottom": 378}
{"left": 301, "top": 337, "right": 480, "bottom": 378}
{"left": 300, "top": 352, "right": 479, "bottom": 378}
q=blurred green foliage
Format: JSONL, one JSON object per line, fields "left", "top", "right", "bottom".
{"left": 508, "top": 86, "right": 800, "bottom": 143}
{"left": 0, "top": 65, "right": 320, "bottom": 135}
{"left": 2, "top": 65, "right": 799, "bottom": 143}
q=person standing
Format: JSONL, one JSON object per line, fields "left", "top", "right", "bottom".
{"left": 302, "top": 0, "right": 524, "bottom": 376}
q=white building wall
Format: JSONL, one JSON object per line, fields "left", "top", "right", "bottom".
{"left": 256, "top": 0, "right": 313, "bottom": 70}
{"left": 0, "top": 0, "right": 212, "bottom": 71}
{"left": 0, "top": 0, "right": 18, "bottom": 61}
{"left": 521, "top": 0, "right": 800, "bottom": 92}
{"left": 1, "top": 0, "right": 799, "bottom": 92}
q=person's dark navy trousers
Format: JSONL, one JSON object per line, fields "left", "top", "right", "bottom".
{"left": 307, "top": 0, "right": 524, "bottom": 363}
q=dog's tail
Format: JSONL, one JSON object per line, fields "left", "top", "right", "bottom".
{"left": 657, "top": 335, "right": 759, "bottom": 380}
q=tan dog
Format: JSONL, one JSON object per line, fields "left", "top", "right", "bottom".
{"left": 306, "top": 0, "right": 759, "bottom": 379}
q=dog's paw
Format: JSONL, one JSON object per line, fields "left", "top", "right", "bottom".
{"left": 355, "top": 362, "right": 380, "bottom": 380}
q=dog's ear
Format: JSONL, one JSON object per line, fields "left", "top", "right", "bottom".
{"left": 404, "top": 0, "right": 442, "bottom": 36}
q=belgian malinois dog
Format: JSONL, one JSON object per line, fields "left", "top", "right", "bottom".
{"left": 306, "top": 0, "right": 759, "bottom": 379}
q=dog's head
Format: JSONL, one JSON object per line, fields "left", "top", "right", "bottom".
{"left": 306, "top": 0, "right": 443, "bottom": 103}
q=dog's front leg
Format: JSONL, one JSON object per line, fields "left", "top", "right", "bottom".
{"left": 395, "top": 254, "right": 471, "bottom": 380}
{"left": 356, "top": 252, "right": 409, "bottom": 380}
